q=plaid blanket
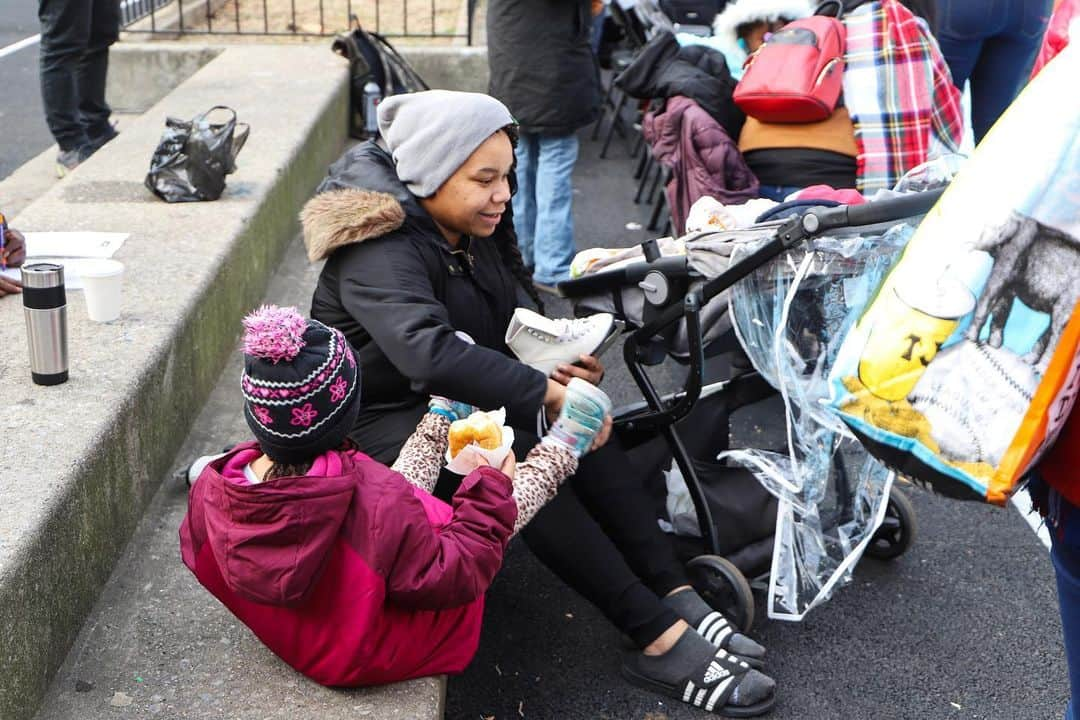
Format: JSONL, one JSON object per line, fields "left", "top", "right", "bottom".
{"left": 842, "top": 0, "right": 964, "bottom": 192}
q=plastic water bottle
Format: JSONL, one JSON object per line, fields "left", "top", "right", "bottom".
{"left": 363, "top": 82, "right": 382, "bottom": 136}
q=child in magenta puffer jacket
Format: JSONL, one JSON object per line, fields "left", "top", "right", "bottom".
{"left": 180, "top": 305, "right": 610, "bottom": 686}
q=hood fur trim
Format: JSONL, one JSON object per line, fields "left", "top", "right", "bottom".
{"left": 300, "top": 188, "right": 406, "bottom": 262}
{"left": 712, "top": 0, "right": 814, "bottom": 42}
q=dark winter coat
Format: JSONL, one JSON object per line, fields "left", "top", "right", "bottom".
{"left": 616, "top": 30, "right": 745, "bottom": 140}
{"left": 486, "top": 0, "right": 602, "bottom": 136}
{"left": 644, "top": 96, "right": 758, "bottom": 235}
{"left": 303, "top": 141, "right": 548, "bottom": 463}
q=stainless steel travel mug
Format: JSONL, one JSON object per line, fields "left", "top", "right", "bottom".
{"left": 21, "top": 263, "right": 68, "bottom": 386}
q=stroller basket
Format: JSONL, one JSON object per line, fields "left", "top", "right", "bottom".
{"left": 559, "top": 189, "right": 942, "bottom": 626}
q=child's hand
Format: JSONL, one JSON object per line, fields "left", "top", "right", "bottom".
{"left": 429, "top": 395, "right": 476, "bottom": 421}
{"left": 498, "top": 450, "right": 516, "bottom": 480}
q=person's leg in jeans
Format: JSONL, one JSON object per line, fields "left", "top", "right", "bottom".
{"left": 79, "top": 0, "right": 121, "bottom": 143}
{"left": 591, "top": 4, "right": 608, "bottom": 55}
{"left": 965, "top": 0, "right": 1052, "bottom": 143}
{"left": 934, "top": 0, "right": 988, "bottom": 94}
{"left": 38, "top": 0, "right": 93, "bottom": 153}
{"left": 532, "top": 133, "right": 579, "bottom": 286}
{"left": 513, "top": 132, "right": 540, "bottom": 273}
{"left": 1046, "top": 483, "right": 1080, "bottom": 720}
{"left": 1052, "top": 528, "right": 1080, "bottom": 720}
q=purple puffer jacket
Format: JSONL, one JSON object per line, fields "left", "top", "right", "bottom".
{"left": 644, "top": 95, "right": 759, "bottom": 234}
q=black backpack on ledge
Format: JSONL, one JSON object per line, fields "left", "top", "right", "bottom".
{"left": 332, "top": 18, "right": 429, "bottom": 139}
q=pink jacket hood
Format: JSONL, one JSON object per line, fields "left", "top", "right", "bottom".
{"left": 195, "top": 444, "right": 356, "bottom": 606}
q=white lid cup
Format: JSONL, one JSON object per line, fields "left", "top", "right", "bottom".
{"left": 81, "top": 259, "right": 124, "bottom": 322}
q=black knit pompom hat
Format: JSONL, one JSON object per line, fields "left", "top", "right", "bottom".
{"left": 240, "top": 305, "right": 361, "bottom": 464}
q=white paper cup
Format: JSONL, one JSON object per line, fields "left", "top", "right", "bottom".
{"left": 81, "top": 259, "right": 124, "bottom": 322}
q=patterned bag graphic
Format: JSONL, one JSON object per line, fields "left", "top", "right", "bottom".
{"left": 827, "top": 38, "right": 1080, "bottom": 504}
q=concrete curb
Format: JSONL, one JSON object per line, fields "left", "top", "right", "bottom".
{"left": 398, "top": 46, "right": 490, "bottom": 93}
{"left": 107, "top": 44, "right": 222, "bottom": 113}
{"left": 0, "top": 45, "right": 348, "bottom": 720}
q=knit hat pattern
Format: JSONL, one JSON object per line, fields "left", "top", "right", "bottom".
{"left": 240, "top": 305, "right": 361, "bottom": 464}
{"left": 377, "top": 90, "right": 516, "bottom": 197}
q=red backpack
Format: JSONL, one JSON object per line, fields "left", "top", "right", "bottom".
{"left": 732, "top": 5, "right": 846, "bottom": 124}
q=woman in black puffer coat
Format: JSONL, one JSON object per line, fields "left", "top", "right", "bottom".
{"left": 303, "top": 91, "right": 777, "bottom": 717}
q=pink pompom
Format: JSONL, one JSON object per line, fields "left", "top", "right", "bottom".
{"left": 242, "top": 305, "right": 308, "bottom": 363}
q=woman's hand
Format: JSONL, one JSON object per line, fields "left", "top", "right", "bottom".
{"left": 552, "top": 354, "right": 605, "bottom": 387}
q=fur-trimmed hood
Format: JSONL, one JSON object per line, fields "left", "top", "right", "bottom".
{"left": 301, "top": 188, "right": 406, "bottom": 262}
{"left": 712, "top": 0, "right": 813, "bottom": 43}
{"left": 301, "top": 140, "right": 431, "bottom": 262}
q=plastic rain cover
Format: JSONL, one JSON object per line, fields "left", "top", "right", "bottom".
{"left": 723, "top": 221, "right": 915, "bottom": 620}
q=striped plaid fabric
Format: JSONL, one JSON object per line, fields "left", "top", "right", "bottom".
{"left": 842, "top": 0, "right": 965, "bottom": 192}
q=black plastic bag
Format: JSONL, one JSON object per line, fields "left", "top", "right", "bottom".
{"left": 145, "top": 106, "right": 250, "bottom": 203}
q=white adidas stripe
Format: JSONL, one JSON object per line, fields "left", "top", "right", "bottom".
{"left": 713, "top": 623, "right": 733, "bottom": 644}
{"left": 706, "top": 676, "right": 735, "bottom": 712}
{"left": 683, "top": 680, "right": 696, "bottom": 703}
{"left": 695, "top": 688, "right": 707, "bottom": 706}
{"left": 697, "top": 612, "right": 720, "bottom": 638}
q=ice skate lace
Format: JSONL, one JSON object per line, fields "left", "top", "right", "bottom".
{"left": 553, "top": 318, "right": 592, "bottom": 341}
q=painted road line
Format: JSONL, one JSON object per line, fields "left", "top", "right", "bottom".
{"left": 1012, "top": 489, "right": 1051, "bottom": 550}
{"left": 0, "top": 33, "right": 40, "bottom": 60}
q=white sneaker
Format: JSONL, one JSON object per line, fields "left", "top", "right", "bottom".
{"left": 505, "top": 308, "right": 617, "bottom": 378}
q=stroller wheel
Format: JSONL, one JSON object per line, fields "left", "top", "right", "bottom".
{"left": 865, "top": 485, "right": 918, "bottom": 561}
{"left": 686, "top": 554, "right": 755, "bottom": 633}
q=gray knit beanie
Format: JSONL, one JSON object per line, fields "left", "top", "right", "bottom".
{"left": 377, "top": 90, "right": 516, "bottom": 197}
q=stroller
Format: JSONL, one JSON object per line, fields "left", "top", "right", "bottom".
{"left": 557, "top": 190, "right": 939, "bottom": 629}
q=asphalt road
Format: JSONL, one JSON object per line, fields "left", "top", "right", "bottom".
{"left": 0, "top": 0, "right": 51, "bottom": 181}
{"left": 443, "top": 123, "right": 1067, "bottom": 720}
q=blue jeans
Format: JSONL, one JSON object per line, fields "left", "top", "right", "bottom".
{"left": 591, "top": 5, "right": 607, "bottom": 54}
{"left": 1031, "top": 477, "right": 1080, "bottom": 720}
{"left": 513, "top": 132, "right": 579, "bottom": 286}
{"left": 935, "top": 0, "right": 1053, "bottom": 143}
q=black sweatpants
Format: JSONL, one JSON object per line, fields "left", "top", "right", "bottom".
{"left": 38, "top": 0, "right": 120, "bottom": 151}
{"left": 517, "top": 435, "right": 688, "bottom": 648}
{"left": 358, "top": 411, "right": 691, "bottom": 650}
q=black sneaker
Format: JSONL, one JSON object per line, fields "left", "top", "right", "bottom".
{"left": 86, "top": 124, "right": 119, "bottom": 153}
{"left": 56, "top": 146, "right": 93, "bottom": 178}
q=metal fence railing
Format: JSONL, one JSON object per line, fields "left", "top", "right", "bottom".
{"left": 121, "top": 0, "right": 476, "bottom": 43}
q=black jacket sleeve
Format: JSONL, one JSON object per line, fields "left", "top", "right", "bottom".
{"left": 335, "top": 239, "right": 549, "bottom": 427}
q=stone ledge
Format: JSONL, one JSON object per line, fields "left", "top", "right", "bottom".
{"left": 0, "top": 44, "right": 349, "bottom": 720}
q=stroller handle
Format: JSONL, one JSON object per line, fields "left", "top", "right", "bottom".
{"left": 806, "top": 188, "right": 945, "bottom": 236}
{"left": 557, "top": 256, "right": 690, "bottom": 298}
